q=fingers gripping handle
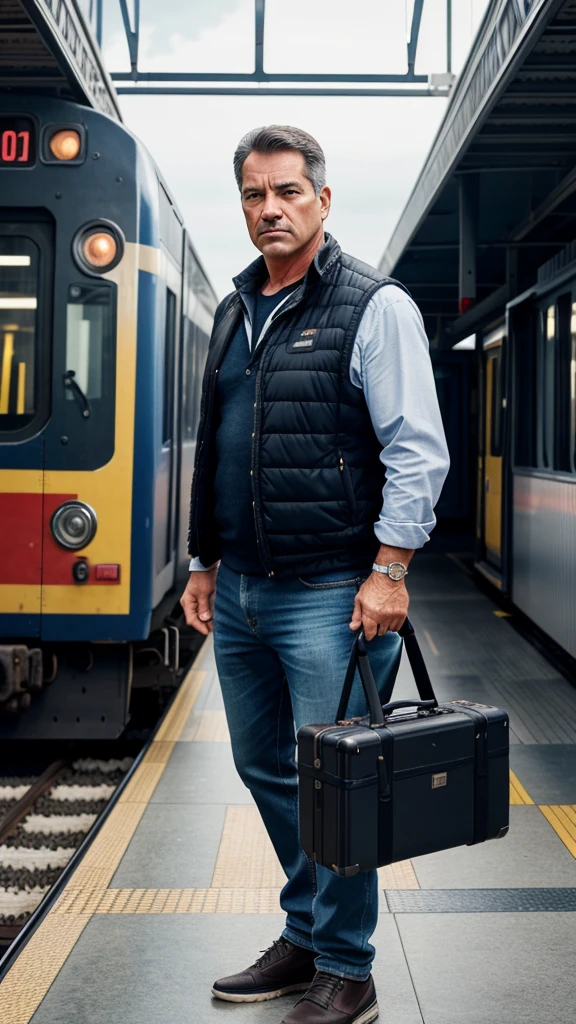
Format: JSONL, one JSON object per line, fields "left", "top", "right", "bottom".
{"left": 336, "top": 619, "right": 438, "bottom": 726}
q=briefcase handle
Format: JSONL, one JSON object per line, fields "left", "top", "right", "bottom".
{"left": 336, "top": 618, "right": 438, "bottom": 726}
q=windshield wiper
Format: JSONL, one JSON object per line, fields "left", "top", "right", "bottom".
{"left": 64, "top": 370, "right": 91, "bottom": 419}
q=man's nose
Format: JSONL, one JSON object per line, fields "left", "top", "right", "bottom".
{"left": 261, "top": 192, "right": 282, "bottom": 221}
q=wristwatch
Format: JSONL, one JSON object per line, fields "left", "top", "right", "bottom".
{"left": 372, "top": 561, "right": 409, "bottom": 582}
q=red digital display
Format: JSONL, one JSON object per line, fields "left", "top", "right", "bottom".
{"left": 0, "top": 118, "right": 35, "bottom": 168}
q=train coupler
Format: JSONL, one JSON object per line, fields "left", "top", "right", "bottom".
{"left": 0, "top": 645, "right": 43, "bottom": 706}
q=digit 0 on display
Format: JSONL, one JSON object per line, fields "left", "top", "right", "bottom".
{"left": 0, "top": 117, "right": 35, "bottom": 167}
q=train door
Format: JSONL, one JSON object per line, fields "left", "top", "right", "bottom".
{"left": 176, "top": 243, "right": 214, "bottom": 581}
{"left": 480, "top": 324, "right": 505, "bottom": 573}
{"left": 0, "top": 219, "right": 52, "bottom": 634}
{"left": 153, "top": 255, "right": 182, "bottom": 605}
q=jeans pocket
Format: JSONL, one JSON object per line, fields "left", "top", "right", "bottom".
{"left": 298, "top": 575, "right": 359, "bottom": 589}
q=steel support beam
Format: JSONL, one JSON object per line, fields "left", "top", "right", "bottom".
{"left": 459, "top": 176, "right": 478, "bottom": 313}
{"left": 447, "top": 0, "right": 452, "bottom": 73}
{"left": 115, "top": 87, "right": 440, "bottom": 97}
{"left": 118, "top": 0, "right": 140, "bottom": 76}
{"left": 111, "top": 72, "right": 429, "bottom": 83}
{"left": 511, "top": 163, "right": 576, "bottom": 241}
{"left": 407, "top": 0, "right": 425, "bottom": 76}
{"left": 255, "top": 0, "right": 265, "bottom": 78}
{"left": 96, "top": 0, "right": 103, "bottom": 47}
{"left": 108, "top": 0, "right": 450, "bottom": 97}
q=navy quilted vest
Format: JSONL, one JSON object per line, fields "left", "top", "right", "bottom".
{"left": 188, "top": 234, "right": 406, "bottom": 579}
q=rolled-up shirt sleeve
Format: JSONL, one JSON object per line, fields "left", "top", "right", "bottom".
{"left": 350, "top": 285, "right": 450, "bottom": 550}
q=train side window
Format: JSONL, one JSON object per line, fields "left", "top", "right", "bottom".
{"left": 539, "top": 295, "right": 574, "bottom": 474}
{"left": 489, "top": 348, "right": 503, "bottom": 458}
{"left": 0, "top": 237, "right": 39, "bottom": 430}
{"left": 182, "top": 316, "right": 195, "bottom": 442}
{"left": 541, "top": 304, "right": 556, "bottom": 469}
{"left": 572, "top": 302, "right": 576, "bottom": 473}
{"left": 556, "top": 292, "right": 573, "bottom": 473}
{"left": 65, "top": 283, "right": 114, "bottom": 403}
{"left": 513, "top": 306, "right": 537, "bottom": 468}
{"left": 163, "top": 288, "right": 176, "bottom": 445}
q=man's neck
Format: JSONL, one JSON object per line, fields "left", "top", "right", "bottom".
{"left": 261, "top": 229, "right": 324, "bottom": 295}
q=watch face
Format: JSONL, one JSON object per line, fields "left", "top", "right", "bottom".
{"left": 388, "top": 562, "right": 406, "bottom": 581}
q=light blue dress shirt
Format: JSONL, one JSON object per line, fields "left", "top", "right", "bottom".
{"left": 190, "top": 283, "right": 450, "bottom": 570}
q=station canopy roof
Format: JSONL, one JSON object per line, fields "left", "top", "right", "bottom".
{"left": 379, "top": 0, "right": 576, "bottom": 345}
{"left": 0, "top": 0, "right": 121, "bottom": 119}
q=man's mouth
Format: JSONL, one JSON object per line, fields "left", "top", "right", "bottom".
{"left": 260, "top": 228, "right": 287, "bottom": 236}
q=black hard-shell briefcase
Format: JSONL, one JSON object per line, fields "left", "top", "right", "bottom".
{"left": 297, "top": 620, "right": 509, "bottom": 876}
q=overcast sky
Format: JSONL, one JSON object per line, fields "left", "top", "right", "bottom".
{"left": 101, "top": 0, "right": 490, "bottom": 299}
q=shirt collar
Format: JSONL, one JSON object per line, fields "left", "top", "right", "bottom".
{"left": 232, "top": 232, "right": 341, "bottom": 296}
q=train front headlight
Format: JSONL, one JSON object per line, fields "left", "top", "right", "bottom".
{"left": 83, "top": 232, "right": 117, "bottom": 269}
{"left": 73, "top": 220, "right": 124, "bottom": 276}
{"left": 49, "top": 129, "right": 82, "bottom": 161}
{"left": 51, "top": 501, "right": 97, "bottom": 551}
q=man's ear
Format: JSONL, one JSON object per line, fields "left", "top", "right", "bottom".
{"left": 319, "top": 185, "right": 331, "bottom": 221}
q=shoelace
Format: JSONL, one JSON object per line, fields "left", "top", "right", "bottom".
{"left": 302, "top": 971, "right": 345, "bottom": 1009}
{"left": 252, "top": 938, "right": 289, "bottom": 970}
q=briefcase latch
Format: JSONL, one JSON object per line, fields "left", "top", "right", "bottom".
{"left": 432, "top": 772, "right": 447, "bottom": 789}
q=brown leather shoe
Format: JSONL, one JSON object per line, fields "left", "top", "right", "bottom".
{"left": 281, "top": 971, "right": 378, "bottom": 1024}
{"left": 211, "top": 937, "right": 317, "bottom": 1003}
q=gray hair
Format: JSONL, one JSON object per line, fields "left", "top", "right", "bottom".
{"left": 233, "top": 125, "right": 326, "bottom": 195}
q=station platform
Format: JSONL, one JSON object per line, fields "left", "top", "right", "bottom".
{"left": 2, "top": 551, "right": 576, "bottom": 1024}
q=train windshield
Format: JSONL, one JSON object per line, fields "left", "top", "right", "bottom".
{"left": 0, "top": 237, "right": 39, "bottom": 430}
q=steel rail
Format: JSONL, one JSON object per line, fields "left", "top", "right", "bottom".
{"left": 0, "top": 759, "right": 67, "bottom": 845}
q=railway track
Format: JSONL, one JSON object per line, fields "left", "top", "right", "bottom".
{"left": 0, "top": 755, "right": 134, "bottom": 947}
{"left": 0, "top": 636, "right": 203, "bottom": 959}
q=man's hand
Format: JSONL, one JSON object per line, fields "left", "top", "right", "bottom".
{"left": 349, "top": 573, "right": 409, "bottom": 640}
{"left": 180, "top": 567, "right": 218, "bottom": 635}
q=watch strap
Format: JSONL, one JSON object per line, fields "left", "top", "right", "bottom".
{"left": 372, "top": 562, "right": 408, "bottom": 580}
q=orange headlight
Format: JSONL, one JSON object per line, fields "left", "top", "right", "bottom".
{"left": 49, "top": 129, "right": 81, "bottom": 161}
{"left": 82, "top": 232, "right": 118, "bottom": 269}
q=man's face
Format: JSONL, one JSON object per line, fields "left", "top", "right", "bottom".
{"left": 240, "top": 149, "right": 331, "bottom": 259}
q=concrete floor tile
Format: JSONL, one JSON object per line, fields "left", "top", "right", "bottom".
{"left": 193, "top": 668, "right": 225, "bottom": 711}
{"left": 397, "top": 912, "right": 576, "bottom": 1024}
{"left": 151, "top": 742, "right": 252, "bottom": 805}
{"left": 110, "top": 803, "right": 227, "bottom": 889}
{"left": 29, "top": 914, "right": 420, "bottom": 1024}
{"left": 510, "top": 745, "right": 576, "bottom": 804}
{"left": 412, "top": 807, "right": 576, "bottom": 889}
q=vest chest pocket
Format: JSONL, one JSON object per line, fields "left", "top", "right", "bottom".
{"left": 338, "top": 452, "right": 358, "bottom": 520}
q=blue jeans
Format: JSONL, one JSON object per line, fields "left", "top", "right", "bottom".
{"left": 213, "top": 563, "right": 402, "bottom": 980}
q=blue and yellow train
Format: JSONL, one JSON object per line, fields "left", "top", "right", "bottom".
{"left": 0, "top": 95, "right": 216, "bottom": 738}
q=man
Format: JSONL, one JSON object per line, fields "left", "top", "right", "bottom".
{"left": 181, "top": 125, "right": 449, "bottom": 1024}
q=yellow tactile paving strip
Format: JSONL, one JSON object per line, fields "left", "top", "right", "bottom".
{"left": 212, "top": 806, "right": 286, "bottom": 888}
{"left": 510, "top": 770, "right": 534, "bottom": 805}
{"left": 0, "top": 916, "right": 92, "bottom": 1024}
{"left": 54, "top": 887, "right": 283, "bottom": 915}
{"left": 0, "top": 658, "right": 207, "bottom": 1024}
{"left": 539, "top": 805, "right": 576, "bottom": 858}
{"left": 180, "top": 708, "right": 230, "bottom": 742}
{"left": 153, "top": 669, "right": 207, "bottom": 742}
{"left": 378, "top": 860, "right": 420, "bottom": 890}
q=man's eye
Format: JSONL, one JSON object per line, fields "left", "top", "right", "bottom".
{"left": 245, "top": 193, "right": 260, "bottom": 200}
{"left": 284, "top": 190, "right": 298, "bottom": 195}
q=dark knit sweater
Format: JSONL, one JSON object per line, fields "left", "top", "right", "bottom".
{"left": 213, "top": 283, "right": 299, "bottom": 574}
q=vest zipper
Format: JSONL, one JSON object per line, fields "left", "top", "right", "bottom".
{"left": 250, "top": 287, "right": 308, "bottom": 577}
{"left": 338, "top": 451, "right": 357, "bottom": 518}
